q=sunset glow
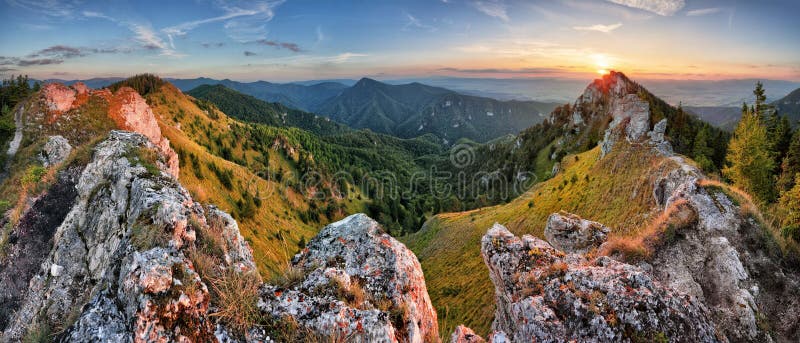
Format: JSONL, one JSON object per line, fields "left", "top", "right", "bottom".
{"left": 0, "top": 1, "right": 798, "bottom": 81}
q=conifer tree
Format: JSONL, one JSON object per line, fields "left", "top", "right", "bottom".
{"left": 723, "top": 107, "right": 776, "bottom": 203}
{"left": 779, "top": 173, "right": 800, "bottom": 241}
{"left": 692, "top": 124, "right": 716, "bottom": 172}
{"left": 777, "top": 128, "right": 800, "bottom": 192}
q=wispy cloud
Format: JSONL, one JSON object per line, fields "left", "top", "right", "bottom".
{"left": 331, "top": 53, "right": 368, "bottom": 63}
{"left": 686, "top": 7, "right": 722, "bottom": 16}
{"left": 244, "top": 51, "right": 257, "bottom": 56}
{"left": 161, "top": 2, "right": 279, "bottom": 47}
{"left": 202, "top": 42, "right": 225, "bottom": 48}
{"left": 605, "top": 0, "right": 685, "bottom": 16}
{"left": 1, "top": 56, "right": 64, "bottom": 67}
{"left": 472, "top": 0, "right": 509, "bottom": 22}
{"left": 403, "top": 12, "right": 437, "bottom": 32}
{"left": 222, "top": 1, "right": 284, "bottom": 42}
{"left": 6, "top": 0, "right": 76, "bottom": 18}
{"left": 255, "top": 39, "right": 302, "bottom": 52}
{"left": 573, "top": 22, "right": 623, "bottom": 33}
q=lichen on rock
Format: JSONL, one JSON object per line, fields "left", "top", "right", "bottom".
{"left": 481, "top": 223, "right": 721, "bottom": 343}
{"left": 259, "top": 213, "right": 439, "bottom": 343}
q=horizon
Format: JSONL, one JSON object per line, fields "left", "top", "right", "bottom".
{"left": 1, "top": 0, "right": 799, "bottom": 82}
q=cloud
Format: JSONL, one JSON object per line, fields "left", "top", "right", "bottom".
{"left": 0, "top": 67, "right": 18, "bottom": 73}
{"left": 438, "top": 67, "right": 565, "bottom": 74}
{"left": 403, "top": 12, "right": 437, "bottom": 32}
{"left": 573, "top": 22, "right": 623, "bottom": 33}
{"left": 604, "top": 0, "right": 685, "bottom": 16}
{"left": 28, "top": 45, "right": 84, "bottom": 58}
{"left": 202, "top": 42, "right": 225, "bottom": 48}
{"left": 472, "top": 0, "right": 509, "bottom": 22}
{"left": 222, "top": 1, "right": 285, "bottom": 42}
{"left": 6, "top": 0, "right": 77, "bottom": 18}
{"left": 331, "top": 53, "right": 368, "bottom": 63}
{"left": 17, "top": 58, "right": 64, "bottom": 66}
{"left": 686, "top": 7, "right": 722, "bottom": 16}
{"left": 244, "top": 51, "right": 257, "bottom": 56}
{"left": 255, "top": 39, "right": 302, "bottom": 52}
{"left": 130, "top": 24, "right": 184, "bottom": 56}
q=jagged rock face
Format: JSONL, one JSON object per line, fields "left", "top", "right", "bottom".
{"left": 544, "top": 212, "right": 609, "bottom": 254}
{"left": 481, "top": 223, "right": 720, "bottom": 343}
{"left": 647, "top": 155, "right": 800, "bottom": 342}
{"left": 109, "top": 87, "right": 180, "bottom": 178}
{"left": 41, "top": 83, "right": 77, "bottom": 114}
{"left": 0, "top": 131, "right": 252, "bottom": 342}
{"left": 38, "top": 135, "right": 72, "bottom": 167}
{"left": 259, "top": 213, "right": 439, "bottom": 343}
{"left": 450, "top": 325, "right": 485, "bottom": 343}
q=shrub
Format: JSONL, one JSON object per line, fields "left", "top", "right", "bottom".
{"left": 21, "top": 165, "right": 46, "bottom": 185}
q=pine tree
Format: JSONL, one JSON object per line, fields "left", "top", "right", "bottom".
{"left": 692, "top": 124, "right": 716, "bottom": 172}
{"left": 723, "top": 107, "right": 776, "bottom": 203}
{"left": 777, "top": 128, "right": 800, "bottom": 192}
{"left": 779, "top": 173, "right": 800, "bottom": 241}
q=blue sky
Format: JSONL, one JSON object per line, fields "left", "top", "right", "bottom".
{"left": 1, "top": 0, "right": 798, "bottom": 81}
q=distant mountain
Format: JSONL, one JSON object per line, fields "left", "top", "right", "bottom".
{"left": 186, "top": 84, "right": 349, "bottom": 136}
{"left": 773, "top": 87, "right": 800, "bottom": 127}
{"left": 169, "top": 78, "right": 348, "bottom": 112}
{"left": 685, "top": 106, "right": 741, "bottom": 131}
{"left": 37, "top": 77, "right": 124, "bottom": 89}
{"left": 315, "top": 78, "right": 559, "bottom": 143}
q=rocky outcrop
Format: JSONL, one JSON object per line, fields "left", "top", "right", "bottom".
{"left": 544, "top": 212, "right": 609, "bottom": 254}
{"left": 646, "top": 155, "right": 800, "bottom": 342}
{"left": 450, "top": 325, "right": 484, "bottom": 343}
{"left": 109, "top": 87, "right": 180, "bottom": 178}
{"left": 0, "top": 131, "right": 252, "bottom": 342}
{"left": 38, "top": 135, "right": 72, "bottom": 167}
{"left": 481, "top": 223, "right": 720, "bottom": 343}
{"left": 258, "top": 213, "right": 439, "bottom": 342}
{"left": 41, "top": 83, "right": 77, "bottom": 114}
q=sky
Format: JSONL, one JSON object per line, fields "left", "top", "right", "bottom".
{"left": 1, "top": 0, "right": 798, "bottom": 82}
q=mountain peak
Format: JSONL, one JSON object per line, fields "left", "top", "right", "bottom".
{"left": 354, "top": 77, "right": 383, "bottom": 87}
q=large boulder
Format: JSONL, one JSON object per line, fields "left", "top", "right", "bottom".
{"left": 543, "top": 212, "right": 609, "bottom": 254}
{"left": 259, "top": 213, "right": 439, "bottom": 342}
{"left": 41, "top": 83, "right": 77, "bottom": 114}
{"left": 38, "top": 135, "right": 72, "bottom": 167}
{"left": 481, "top": 223, "right": 720, "bottom": 343}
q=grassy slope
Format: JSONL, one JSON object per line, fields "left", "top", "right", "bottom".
{"left": 402, "top": 141, "right": 683, "bottom": 336}
{"left": 146, "top": 84, "right": 367, "bottom": 277}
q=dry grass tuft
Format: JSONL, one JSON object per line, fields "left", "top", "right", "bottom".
{"left": 601, "top": 199, "right": 697, "bottom": 262}
{"left": 208, "top": 269, "right": 263, "bottom": 336}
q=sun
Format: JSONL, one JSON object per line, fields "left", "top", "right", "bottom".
{"left": 593, "top": 54, "right": 611, "bottom": 75}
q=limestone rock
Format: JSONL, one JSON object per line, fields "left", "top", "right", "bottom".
{"left": 543, "top": 212, "right": 609, "bottom": 254}
{"left": 481, "top": 223, "right": 720, "bottom": 343}
{"left": 109, "top": 87, "right": 180, "bottom": 178}
{"left": 0, "top": 131, "right": 253, "bottom": 342}
{"left": 41, "top": 83, "right": 76, "bottom": 114}
{"left": 38, "top": 135, "right": 72, "bottom": 167}
{"left": 259, "top": 213, "right": 439, "bottom": 342}
{"left": 646, "top": 154, "right": 800, "bottom": 342}
{"left": 450, "top": 325, "right": 484, "bottom": 343}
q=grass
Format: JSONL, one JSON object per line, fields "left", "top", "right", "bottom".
{"left": 148, "top": 84, "right": 368, "bottom": 277}
{"left": 402, "top": 141, "right": 682, "bottom": 336}
{"left": 600, "top": 199, "right": 697, "bottom": 262}
{"left": 208, "top": 269, "right": 264, "bottom": 336}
